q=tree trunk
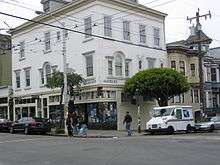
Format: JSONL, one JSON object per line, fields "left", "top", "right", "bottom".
{"left": 157, "top": 99, "right": 168, "bottom": 107}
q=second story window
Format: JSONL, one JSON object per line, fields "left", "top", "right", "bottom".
{"left": 39, "top": 69, "right": 44, "bottom": 85}
{"left": 153, "top": 28, "right": 160, "bottom": 46}
{"left": 123, "top": 21, "right": 130, "bottom": 41}
{"left": 86, "top": 55, "right": 93, "bottom": 77}
{"left": 190, "top": 63, "right": 196, "bottom": 77}
{"left": 171, "top": 61, "right": 176, "bottom": 69}
{"left": 148, "top": 58, "right": 156, "bottom": 69}
{"left": 108, "top": 60, "right": 113, "bottom": 75}
{"left": 115, "top": 54, "right": 123, "bottom": 76}
{"left": 179, "top": 61, "right": 185, "bottom": 75}
{"left": 45, "top": 64, "right": 51, "bottom": 82}
{"left": 44, "top": 32, "right": 51, "bottom": 52}
{"left": 104, "top": 16, "right": 112, "bottom": 37}
{"left": 125, "top": 61, "right": 130, "bottom": 77}
{"left": 84, "top": 17, "right": 92, "bottom": 38}
{"left": 15, "top": 71, "right": 21, "bottom": 89}
{"left": 211, "top": 68, "right": 217, "bottom": 81}
{"left": 19, "top": 41, "right": 25, "bottom": 59}
{"left": 57, "top": 31, "right": 61, "bottom": 41}
{"left": 24, "top": 68, "right": 31, "bottom": 87}
{"left": 139, "top": 25, "right": 146, "bottom": 43}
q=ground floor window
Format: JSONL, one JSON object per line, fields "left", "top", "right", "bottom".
{"left": 49, "top": 105, "right": 64, "bottom": 129}
{"left": 0, "top": 106, "right": 8, "bottom": 118}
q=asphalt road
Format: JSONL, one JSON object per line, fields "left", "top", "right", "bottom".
{"left": 0, "top": 133, "right": 220, "bottom": 165}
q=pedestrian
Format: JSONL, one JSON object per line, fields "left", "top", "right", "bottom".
{"left": 66, "top": 112, "right": 74, "bottom": 138}
{"left": 123, "top": 111, "right": 132, "bottom": 136}
{"left": 78, "top": 112, "right": 87, "bottom": 137}
{"left": 72, "top": 112, "right": 78, "bottom": 135}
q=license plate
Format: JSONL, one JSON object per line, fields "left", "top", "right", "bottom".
{"left": 152, "top": 124, "right": 157, "bottom": 128}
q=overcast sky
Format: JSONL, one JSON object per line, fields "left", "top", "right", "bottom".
{"left": 0, "top": 0, "right": 219, "bottom": 47}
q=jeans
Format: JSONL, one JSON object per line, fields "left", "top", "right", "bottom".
{"left": 125, "top": 122, "right": 132, "bottom": 136}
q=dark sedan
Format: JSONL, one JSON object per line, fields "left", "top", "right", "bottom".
{"left": 10, "top": 117, "right": 51, "bottom": 135}
{"left": 0, "top": 119, "right": 12, "bottom": 132}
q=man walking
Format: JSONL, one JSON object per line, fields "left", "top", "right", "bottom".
{"left": 123, "top": 111, "right": 132, "bottom": 136}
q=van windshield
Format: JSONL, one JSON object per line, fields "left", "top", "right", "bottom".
{"left": 153, "top": 108, "right": 174, "bottom": 117}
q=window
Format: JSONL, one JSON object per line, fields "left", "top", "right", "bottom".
{"left": 176, "top": 109, "right": 182, "bottom": 119}
{"left": 123, "top": 21, "right": 130, "bottom": 40}
{"left": 64, "top": 29, "right": 68, "bottom": 38}
{"left": 171, "top": 61, "right": 176, "bottom": 69}
{"left": 19, "top": 41, "right": 25, "bottom": 59}
{"left": 183, "top": 110, "right": 190, "bottom": 118}
{"left": 44, "top": 32, "right": 51, "bottom": 51}
{"left": 43, "top": 1, "right": 50, "bottom": 12}
{"left": 108, "top": 60, "right": 113, "bottom": 75}
{"left": 190, "top": 63, "right": 195, "bottom": 77}
{"left": 148, "top": 58, "right": 156, "bottom": 69}
{"left": 15, "top": 71, "right": 21, "bottom": 88}
{"left": 179, "top": 61, "right": 185, "bottom": 75}
{"left": 138, "top": 60, "right": 142, "bottom": 70}
{"left": 194, "top": 89, "right": 199, "bottom": 103}
{"left": 45, "top": 64, "right": 51, "bottom": 82}
{"left": 24, "top": 69, "right": 31, "bottom": 87}
{"left": 153, "top": 28, "right": 160, "bottom": 46}
{"left": 115, "top": 54, "right": 123, "bottom": 76}
{"left": 84, "top": 17, "right": 92, "bottom": 38}
{"left": 139, "top": 25, "right": 146, "bottom": 43}
{"left": 211, "top": 68, "right": 217, "bottom": 81}
{"left": 57, "top": 31, "right": 61, "bottom": 41}
{"left": 125, "top": 61, "right": 129, "bottom": 77}
{"left": 104, "top": 16, "right": 112, "bottom": 37}
{"left": 86, "top": 55, "right": 93, "bottom": 76}
{"left": 39, "top": 69, "right": 44, "bottom": 85}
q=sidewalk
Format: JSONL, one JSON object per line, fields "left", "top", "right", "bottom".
{"left": 48, "top": 130, "right": 144, "bottom": 138}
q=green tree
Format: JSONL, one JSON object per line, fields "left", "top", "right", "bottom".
{"left": 46, "top": 71, "right": 85, "bottom": 102}
{"left": 123, "top": 68, "right": 190, "bottom": 106}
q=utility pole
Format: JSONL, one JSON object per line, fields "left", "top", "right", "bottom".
{"left": 187, "top": 9, "right": 211, "bottom": 116}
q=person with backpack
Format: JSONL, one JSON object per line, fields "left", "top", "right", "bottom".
{"left": 123, "top": 111, "right": 132, "bottom": 136}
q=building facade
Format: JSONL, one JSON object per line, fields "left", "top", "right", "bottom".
{"left": 11, "top": 0, "right": 167, "bottom": 130}
{"left": 203, "top": 47, "right": 220, "bottom": 116}
{"left": 0, "top": 34, "right": 12, "bottom": 119}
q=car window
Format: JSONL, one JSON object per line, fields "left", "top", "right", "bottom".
{"left": 183, "top": 110, "right": 190, "bottom": 118}
{"left": 176, "top": 109, "right": 182, "bottom": 119}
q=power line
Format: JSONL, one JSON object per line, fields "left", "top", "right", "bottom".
{"left": 0, "top": 12, "right": 166, "bottom": 51}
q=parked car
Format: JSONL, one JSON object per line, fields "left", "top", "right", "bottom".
{"left": 145, "top": 106, "right": 195, "bottom": 135}
{"left": 0, "top": 118, "right": 12, "bottom": 132}
{"left": 195, "top": 116, "right": 220, "bottom": 132}
{"left": 10, "top": 117, "right": 51, "bottom": 135}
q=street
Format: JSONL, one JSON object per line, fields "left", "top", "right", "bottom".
{"left": 0, "top": 132, "right": 220, "bottom": 165}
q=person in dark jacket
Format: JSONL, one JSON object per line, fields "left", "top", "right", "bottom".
{"left": 66, "top": 112, "right": 74, "bottom": 138}
{"left": 123, "top": 111, "right": 132, "bottom": 136}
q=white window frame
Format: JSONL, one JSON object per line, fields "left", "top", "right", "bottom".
{"left": 24, "top": 68, "right": 31, "bottom": 87}
{"left": 85, "top": 55, "right": 93, "bottom": 77}
{"left": 115, "top": 54, "right": 123, "bottom": 76}
{"left": 125, "top": 60, "right": 130, "bottom": 77}
{"left": 108, "top": 60, "right": 113, "bottom": 76}
{"left": 139, "top": 24, "right": 146, "bottom": 44}
{"left": 19, "top": 41, "right": 25, "bottom": 59}
{"left": 39, "top": 69, "right": 44, "bottom": 85}
{"left": 44, "top": 32, "right": 51, "bottom": 52}
{"left": 84, "top": 17, "right": 92, "bottom": 38}
{"left": 15, "top": 70, "right": 21, "bottom": 89}
{"left": 104, "top": 16, "right": 112, "bottom": 37}
{"left": 153, "top": 27, "right": 160, "bottom": 46}
{"left": 123, "top": 20, "right": 130, "bottom": 41}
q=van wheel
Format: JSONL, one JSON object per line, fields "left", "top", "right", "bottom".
{"left": 186, "top": 125, "right": 192, "bottom": 133}
{"left": 209, "top": 125, "right": 214, "bottom": 132}
{"left": 168, "top": 126, "right": 174, "bottom": 135}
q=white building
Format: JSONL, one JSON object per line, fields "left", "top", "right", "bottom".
{"left": 11, "top": 0, "right": 167, "bottom": 130}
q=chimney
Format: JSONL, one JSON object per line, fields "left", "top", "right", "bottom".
{"left": 41, "top": 0, "right": 71, "bottom": 13}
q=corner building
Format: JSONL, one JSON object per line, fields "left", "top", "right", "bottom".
{"left": 11, "top": 0, "right": 167, "bottom": 130}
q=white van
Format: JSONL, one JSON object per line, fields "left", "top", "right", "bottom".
{"left": 146, "top": 105, "right": 195, "bottom": 134}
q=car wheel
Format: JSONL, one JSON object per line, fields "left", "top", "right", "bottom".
{"left": 10, "top": 127, "right": 14, "bottom": 134}
{"left": 24, "top": 127, "right": 29, "bottom": 135}
{"left": 209, "top": 125, "right": 214, "bottom": 132}
{"left": 186, "top": 125, "right": 192, "bottom": 133}
{"left": 168, "top": 126, "right": 174, "bottom": 135}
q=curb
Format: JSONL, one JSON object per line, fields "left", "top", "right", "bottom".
{"left": 47, "top": 133, "right": 116, "bottom": 138}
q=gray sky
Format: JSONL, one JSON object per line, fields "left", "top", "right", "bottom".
{"left": 0, "top": 0, "right": 219, "bottom": 47}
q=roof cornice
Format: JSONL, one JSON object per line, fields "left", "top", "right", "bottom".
{"left": 11, "top": 0, "right": 167, "bottom": 35}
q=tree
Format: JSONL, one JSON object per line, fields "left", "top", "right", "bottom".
{"left": 46, "top": 71, "right": 85, "bottom": 103}
{"left": 123, "top": 68, "right": 190, "bottom": 107}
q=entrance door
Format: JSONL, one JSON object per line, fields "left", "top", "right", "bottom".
{"left": 175, "top": 108, "right": 184, "bottom": 130}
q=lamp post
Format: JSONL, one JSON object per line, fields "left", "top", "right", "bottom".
{"left": 35, "top": 11, "right": 68, "bottom": 134}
